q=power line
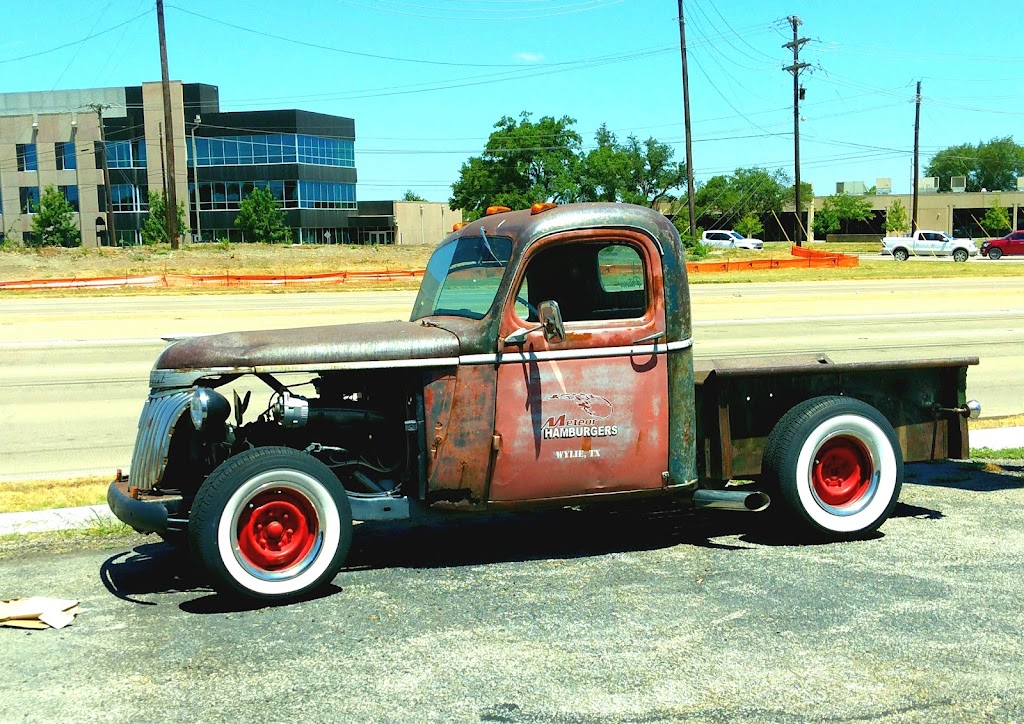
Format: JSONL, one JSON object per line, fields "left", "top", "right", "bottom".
{"left": 0, "top": 10, "right": 154, "bottom": 65}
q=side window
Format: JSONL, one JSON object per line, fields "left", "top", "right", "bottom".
{"left": 516, "top": 241, "right": 648, "bottom": 324}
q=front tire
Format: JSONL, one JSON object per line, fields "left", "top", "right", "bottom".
{"left": 189, "top": 446, "right": 352, "bottom": 601}
{"left": 989, "top": 248, "right": 1003, "bottom": 261}
{"left": 893, "top": 248, "right": 909, "bottom": 262}
{"left": 762, "top": 396, "right": 903, "bottom": 539}
{"left": 953, "top": 248, "right": 969, "bottom": 263}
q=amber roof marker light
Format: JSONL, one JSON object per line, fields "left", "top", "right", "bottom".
{"left": 530, "top": 202, "right": 557, "bottom": 214}
{"left": 485, "top": 205, "right": 512, "bottom": 215}
{"left": 452, "top": 222, "right": 470, "bottom": 231}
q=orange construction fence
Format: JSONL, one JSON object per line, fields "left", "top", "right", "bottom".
{"left": 686, "top": 245, "right": 858, "bottom": 273}
{"left": 0, "top": 246, "right": 857, "bottom": 290}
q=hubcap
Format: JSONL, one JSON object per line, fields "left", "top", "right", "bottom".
{"left": 237, "top": 488, "right": 319, "bottom": 571}
{"left": 812, "top": 436, "right": 872, "bottom": 507}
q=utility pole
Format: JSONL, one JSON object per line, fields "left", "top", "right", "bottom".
{"left": 191, "top": 115, "right": 202, "bottom": 243}
{"left": 156, "top": 0, "right": 180, "bottom": 249}
{"left": 783, "top": 15, "right": 810, "bottom": 245}
{"left": 90, "top": 103, "right": 116, "bottom": 247}
{"left": 912, "top": 80, "right": 921, "bottom": 233}
{"left": 677, "top": 0, "right": 697, "bottom": 241}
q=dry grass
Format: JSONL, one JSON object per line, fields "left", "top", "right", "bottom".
{"left": 0, "top": 243, "right": 438, "bottom": 282}
{"left": 0, "top": 476, "right": 110, "bottom": 514}
{"left": 972, "top": 414, "right": 1024, "bottom": 429}
{"left": 4, "top": 242, "right": 1020, "bottom": 292}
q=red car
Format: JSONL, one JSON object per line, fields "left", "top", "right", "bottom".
{"left": 980, "top": 230, "right": 1024, "bottom": 260}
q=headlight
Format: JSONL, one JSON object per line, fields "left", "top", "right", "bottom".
{"left": 190, "top": 387, "right": 230, "bottom": 432}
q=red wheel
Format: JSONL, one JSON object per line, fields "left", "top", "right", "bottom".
{"left": 811, "top": 436, "right": 872, "bottom": 508}
{"left": 189, "top": 447, "right": 352, "bottom": 600}
{"left": 236, "top": 489, "right": 319, "bottom": 572}
{"left": 762, "top": 396, "right": 903, "bottom": 539}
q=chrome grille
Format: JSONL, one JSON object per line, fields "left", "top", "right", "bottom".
{"left": 129, "top": 389, "right": 192, "bottom": 491}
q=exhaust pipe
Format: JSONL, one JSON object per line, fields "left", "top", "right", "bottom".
{"left": 693, "top": 489, "right": 770, "bottom": 513}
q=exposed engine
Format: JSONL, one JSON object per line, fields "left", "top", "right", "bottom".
{"left": 163, "top": 370, "right": 418, "bottom": 498}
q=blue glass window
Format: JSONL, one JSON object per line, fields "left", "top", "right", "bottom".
{"left": 20, "top": 186, "right": 40, "bottom": 213}
{"left": 297, "top": 135, "right": 354, "bottom": 167}
{"left": 56, "top": 141, "right": 77, "bottom": 170}
{"left": 105, "top": 141, "right": 145, "bottom": 169}
{"left": 191, "top": 134, "right": 353, "bottom": 168}
{"left": 192, "top": 180, "right": 300, "bottom": 210}
{"left": 298, "top": 181, "right": 356, "bottom": 209}
{"left": 108, "top": 184, "right": 148, "bottom": 212}
{"left": 59, "top": 185, "right": 79, "bottom": 212}
{"left": 17, "top": 144, "right": 38, "bottom": 172}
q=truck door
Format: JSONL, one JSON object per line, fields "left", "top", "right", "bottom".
{"left": 488, "top": 230, "right": 669, "bottom": 503}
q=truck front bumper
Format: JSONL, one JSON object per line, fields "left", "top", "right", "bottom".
{"left": 107, "top": 476, "right": 186, "bottom": 535}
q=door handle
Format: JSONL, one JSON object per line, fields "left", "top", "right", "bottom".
{"left": 633, "top": 331, "right": 665, "bottom": 344}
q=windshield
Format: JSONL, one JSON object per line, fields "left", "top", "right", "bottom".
{"left": 410, "top": 234, "right": 514, "bottom": 321}
{"left": 730, "top": 231, "right": 744, "bottom": 239}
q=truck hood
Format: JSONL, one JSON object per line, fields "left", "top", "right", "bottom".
{"left": 154, "top": 320, "right": 461, "bottom": 371}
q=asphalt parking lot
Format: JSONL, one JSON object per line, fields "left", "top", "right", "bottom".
{"left": 2, "top": 459, "right": 1023, "bottom": 722}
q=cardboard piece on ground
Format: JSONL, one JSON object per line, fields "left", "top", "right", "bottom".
{"left": 0, "top": 598, "right": 80, "bottom": 629}
{"left": 2, "top": 618, "right": 50, "bottom": 630}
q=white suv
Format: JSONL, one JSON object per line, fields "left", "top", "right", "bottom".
{"left": 702, "top": 230, "right": 764, "bottom": 250}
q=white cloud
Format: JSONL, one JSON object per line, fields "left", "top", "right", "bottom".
{"left": 514, "top": 52, "right": 544, "bottom": 63}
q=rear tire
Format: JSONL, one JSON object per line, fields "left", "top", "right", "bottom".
{"left": 953, "top": 248, "right": 969, "bottom": 263}
{"left": 762, "top": 396, "right": 903, "bottom": 539}
{"left": 989, "top": 248, "right": 1003, "bottom": 261}
{"left": 189, "top": 446, "right": 352, "bottom": 601}
{"left": 893, "top": 248, "right": 909, "bottom": 262}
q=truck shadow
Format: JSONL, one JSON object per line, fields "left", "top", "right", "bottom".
{"left": 102, "top": 460, "right": 1021, "bottom": 611}
{"left": 906, "top": 460, "right": 1024, "bottom": 492}
{"left": 343, "top": 504, "right": 871, "bottom": 570}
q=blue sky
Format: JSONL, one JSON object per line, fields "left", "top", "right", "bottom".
{"left": 2, "top": 0, "right": 1021, "bottom": 202}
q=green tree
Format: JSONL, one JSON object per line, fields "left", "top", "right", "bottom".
{"left": 579, "top": 124, "right": 686, "bottom": 207}
{"left": 235, "top": 187, "right": 291, "bottom": 243}
{"left": 925, "top": 136, "right": 1024, "bottom": 192}
{"left": 694, "top": 167, "right": 792, "bottom": 227}
{"left": 142, "top": 191, "right": 189, "bottom": 245}
{"left": 812, "top": 193, "right": 874, "bottom": 237}
{"left": 885, "top": 198, "right": 909, "bottom": 235}
{"left": 735, "top": 212, "right": 764, "bottom": 239}
{"left": 29, "top": 185, "right": 79, "bottom": 248}
{"left": 980, "top": 199, "right": 1011, "bottom": 236}
{"left": 450, "top": 112, "right": 582, "bottom": 219}
{"left": 401, "top": 190, "right": 427, "bottom": 202}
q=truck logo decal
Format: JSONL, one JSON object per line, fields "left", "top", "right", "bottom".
{"left": 542, "top": 393, "right": 618, "bottom": 440}
{"left": 545, "top": 393, "right": 612, "bottom": 419}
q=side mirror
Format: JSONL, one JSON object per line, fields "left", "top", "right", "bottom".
{"left": 537, "top": 300, "right": 565, "bottom": 343}
{"left": 502, "top": 300, "right": 565, "bottom": 346}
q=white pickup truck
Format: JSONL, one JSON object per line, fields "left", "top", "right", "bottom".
{"left": 702, "top": 229, "right": 763, "bottom": 250}
{"left": 881, "top": 230, "right": 979, "bottom": 262}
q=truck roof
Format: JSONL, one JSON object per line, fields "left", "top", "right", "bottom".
{"left": 444, "top": 201, "right": 692, "bottom": 351}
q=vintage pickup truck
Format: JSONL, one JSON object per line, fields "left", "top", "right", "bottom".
{"left": 881, "top": 230, "right": 979, "bottom": 262}
{"left": 109, "top": 202, "right": 980, "bottom": 601}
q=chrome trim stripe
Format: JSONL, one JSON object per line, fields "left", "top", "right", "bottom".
{"left": 129, "top": 389, "right": 193, "bottom": 491}
{"left": 461, "top": 337, "right": 694, "bottom": 365}
{"left": 252, "top": 357, "right": 460, "bottom": 374}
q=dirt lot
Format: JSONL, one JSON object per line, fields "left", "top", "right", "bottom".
{"left": 2, "top": 459, "right": 1023, "bottom": 722}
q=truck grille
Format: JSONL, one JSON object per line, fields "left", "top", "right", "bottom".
{"left": 129, "top": 389, "right": 192, "bottom": 491}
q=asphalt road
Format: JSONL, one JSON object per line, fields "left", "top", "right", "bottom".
{"left": 1, "top": 458, "right": 1022, "bottom": 721}
{"left": 2, "top": 277, "right": 1023, "bottom": 480}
